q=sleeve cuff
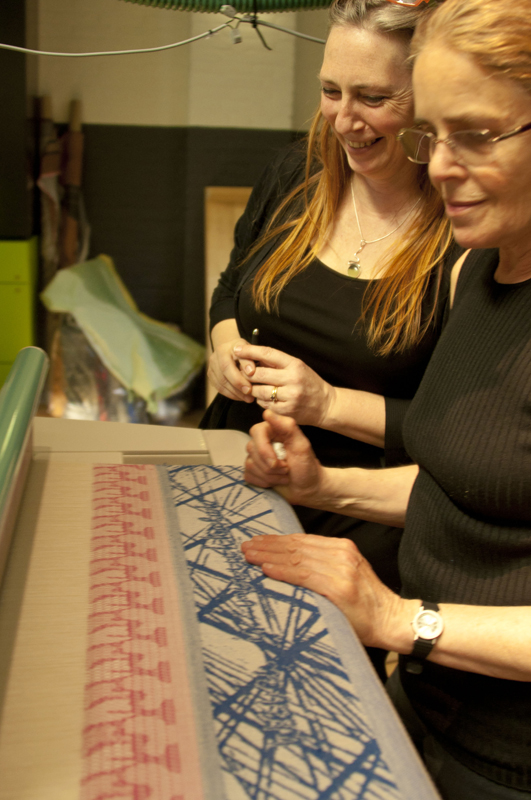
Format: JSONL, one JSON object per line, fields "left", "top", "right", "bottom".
{"left": 209, "top": 299, "right": 238, "bottom": 333}
{"left": 384, "top": 397, "right": 412, "bottom": 467}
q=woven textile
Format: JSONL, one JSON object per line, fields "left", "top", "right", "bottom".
{"left": 82, "top": 463, "right": 438, "bottom": 800}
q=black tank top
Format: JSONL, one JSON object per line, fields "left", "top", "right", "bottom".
{"left": 224, "top": 257, "right": 447, "bottom": 468}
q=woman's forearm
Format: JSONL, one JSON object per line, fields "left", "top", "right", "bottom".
{"left": 232, "top": 345, "right": 388, "bottom": 446}
{"left": 383, "top": 600, "right": 531, "bottom": 682}
{"left": 301, "top": 463, "right": 418, "bottom": 527}
{"left": 245, "top": 410, "right": 417, "bottom": 525}
{"left": 318, "top": 386, "right": 386, "bottom": 448}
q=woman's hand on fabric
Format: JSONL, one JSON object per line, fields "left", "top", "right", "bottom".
{"left": 208, "top": 320, "right": 258, "bottom": 402}
{"left": 241, "top": 533, "right": 408, "bottom": 649}
{"left": 233, "top": 343, "right": 335, "bottom": 426}
{"left": 242, "top": 532, "right": 531, "bottom": 680}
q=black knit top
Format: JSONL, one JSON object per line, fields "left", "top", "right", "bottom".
{"left": 400, "top": 248, "right": 531, "bottom": 789}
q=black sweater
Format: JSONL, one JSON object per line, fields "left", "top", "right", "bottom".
{"left": 401, "top": 248, "right": 531, "bottom": 790}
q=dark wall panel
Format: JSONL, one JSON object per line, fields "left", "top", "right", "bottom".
{"left": 83, "top": 125, "right": 188, "bottom": 326}
{"left": 182, "top": 127, "right": 295, "bottom": 343}
{"left": 83, "top": 125, "right": 296, "bottom": 344}
{"left": 0, "top": 0, "right": 33, "bottom": 238}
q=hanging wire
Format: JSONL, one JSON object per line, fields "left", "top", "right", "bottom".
{"left": 0, "top": 22, "right": 235, "bottom": 58}
{"left": 0, "top": 11, "right": 324, "bottom": 58}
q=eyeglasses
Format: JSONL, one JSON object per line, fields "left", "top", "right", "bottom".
{"left": 397, "top": 122, "right": 531, "bottom": 166}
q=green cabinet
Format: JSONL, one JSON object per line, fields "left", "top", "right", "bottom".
{"left": 0, "top": 238, "right": 37, "bottom": 386}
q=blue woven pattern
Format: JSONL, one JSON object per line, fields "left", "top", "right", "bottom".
{"left": 166, "top": 464, "right": 400, "bottom": 800}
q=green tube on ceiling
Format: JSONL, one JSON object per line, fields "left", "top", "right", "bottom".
{"left": 119, "top": 0, "right": 330, "bottom": 11}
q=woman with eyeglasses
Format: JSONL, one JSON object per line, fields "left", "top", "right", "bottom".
{"left": 202, "top": 0, "right": 457, "bottom": 680}
{"left": 242, "top": 0, "right": 531, "bottom": 797}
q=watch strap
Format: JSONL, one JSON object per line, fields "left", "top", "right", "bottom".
{"left": 410, "top": 636, "right": 435, "bottom": 659}
{"left": 406, "top": 601, "right": 442, "bottom": 675}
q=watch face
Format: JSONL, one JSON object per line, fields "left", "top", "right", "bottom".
{"left": 414, "top": 610, "right": 443, "bottom": 640}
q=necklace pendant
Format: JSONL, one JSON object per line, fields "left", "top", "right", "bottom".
{"left": 347, "top": 239, "right": 365, "bottom": 278}
{"left": 347, "top": 260, "right": 361, "bottom": 278}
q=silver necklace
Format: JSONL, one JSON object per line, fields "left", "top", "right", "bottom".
{"left": 348, "top": 179, "right": 422, "bottom": 278}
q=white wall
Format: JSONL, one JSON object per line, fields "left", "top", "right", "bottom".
{"left": 36, "top": 0, "right": 192, "bottom": 125}
{"left": 35, "top": 0, "right": 326, "bottom": 130}
{"left": 187, "top": 11, "right": 297, "bottom": 130}
{"left": 293, "top": 9, "right": 328, "bottom": 130}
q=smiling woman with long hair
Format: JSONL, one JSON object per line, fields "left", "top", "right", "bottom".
{"left": 201, "top": 0, "right": 456, "bottom": 681}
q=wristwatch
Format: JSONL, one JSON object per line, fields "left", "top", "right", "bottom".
{"left": 405, "top": 601, "right": 444, "bottom": 675}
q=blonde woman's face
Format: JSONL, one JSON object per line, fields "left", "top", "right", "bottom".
{"left": 319, "top": 25, "right": 416, "bottom": 183}
{"left": 414, "top": 44, "right": 531, "bottom": 252}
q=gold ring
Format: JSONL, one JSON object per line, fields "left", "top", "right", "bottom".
{"left": 270, "top": 386, "right": 278, "bottom": 402}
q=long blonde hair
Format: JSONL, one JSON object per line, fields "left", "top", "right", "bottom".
{"left": 249, "top": 0, "right": 452, "bottom": 356}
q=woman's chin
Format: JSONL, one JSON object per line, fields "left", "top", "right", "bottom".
{"left": 450, "top": 223, "right": 498, "bottom": 252}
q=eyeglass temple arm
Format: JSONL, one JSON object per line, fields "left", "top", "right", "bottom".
{"left": 496, "top": 121, "right": 531, "bottom": 143}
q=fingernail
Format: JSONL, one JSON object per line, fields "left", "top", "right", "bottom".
{"left": 267, "top": 458, "right": 276, "bottom": 468}
{"left": 233, "top": 346, "right": 242, "bottom": 353}
{"left": 242, "top": 386, "right": 250, "bottom": 394}
{"left": 245, "top": 365, "right": 253, "bottom": 375}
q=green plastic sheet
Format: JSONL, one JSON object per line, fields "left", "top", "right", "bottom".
{"left": 41, "top": 255, "right": 205, "bottom": 413}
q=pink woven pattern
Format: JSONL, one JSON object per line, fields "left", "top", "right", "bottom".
{"left": 81, "top": 464, "right": 205, "bottom": 800}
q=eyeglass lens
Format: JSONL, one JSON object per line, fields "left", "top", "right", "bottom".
{"left": 400, "top": 130, "right": 432, "bottom": 163}
{"left": 400, "top": 130, "right": 495, "bottom": 165}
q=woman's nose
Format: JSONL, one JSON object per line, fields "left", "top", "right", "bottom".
{"left": 428, "top": 140, "right": 468, "bottom": 184}
{"left": 335, "top": 102, "right": 364, "bottom": 134}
